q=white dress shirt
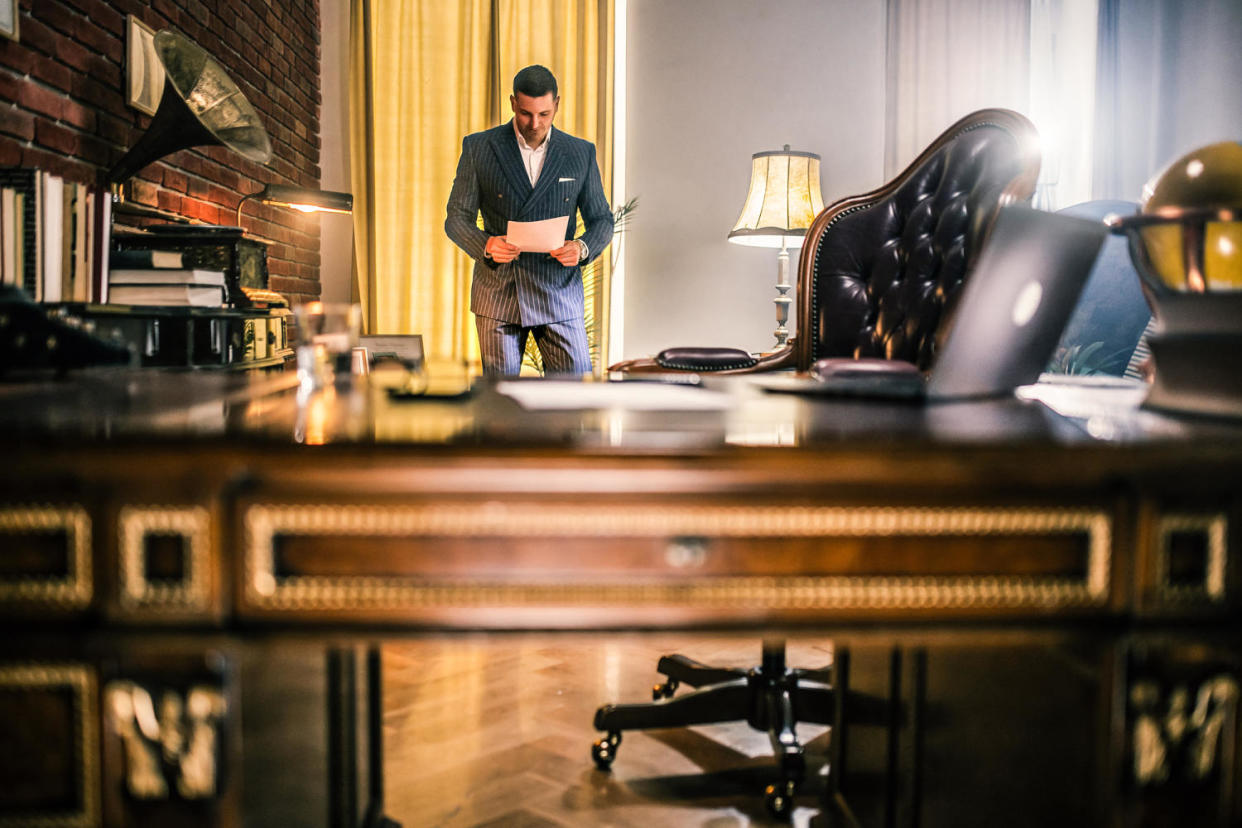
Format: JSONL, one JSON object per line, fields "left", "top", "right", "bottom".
{"left": 515, "top": 122, "right": 550, "bottom": 186}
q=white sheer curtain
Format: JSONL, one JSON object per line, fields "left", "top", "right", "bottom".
{"left": 1094, "top": 0, "right": 1242, "bottom": 202}
{"left": 884, "top": 0, "right": 1101, "bottom": 210}
{"left": 1029, "top": 0, "right": 1097, "bottom": 210}
{"left": 884, "top": 0, "right": 1031, "bottom": 179}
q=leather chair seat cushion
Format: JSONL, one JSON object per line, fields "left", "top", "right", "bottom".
{"left": 656, "top": 347, "right": 758, "bottom": 372}
{"left": 810, "top": 128, "right": 1021, "bottom": 369}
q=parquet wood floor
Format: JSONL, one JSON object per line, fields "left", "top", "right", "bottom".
{"left": 381, "top": 635, "right": 836, "bottom": 827}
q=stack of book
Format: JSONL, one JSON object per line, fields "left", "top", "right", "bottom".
{"left": 108, "top": 248, "right": 228, "bottom": 307}
{"left": 1, "top": 168, "right": 112, "bottom": 303}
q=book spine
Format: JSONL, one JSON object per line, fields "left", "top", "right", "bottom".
{"left": 91, "top": 189, "right": 111, "bottom": 304}
{"left": 73, "top": 184, "right": 89, "bottom": 302}
{"left": 13, "top": 192, "right": 24, "bottom": 290}
{"left": 83, "top": 191, "right": 96, "bottom": 302}
{"left": 0, "top": 168, "right": 39, "bottom": 297}
{"left": 61, "top": 181, "right": 74, "bottom": 302}
{"left": 109, "top": 248, "right": 185, "bottom": 269}
{"left": 32, "top": 171, "right": 42, "bottom": 301}
{"left": 108, "top": 268, "right": 227, "bottom": 286}
{"left": 1, "top": 187, "right": 15, "bottom": 286}
{"left": 40, "top": 171, "right": 63, "bottom": 302}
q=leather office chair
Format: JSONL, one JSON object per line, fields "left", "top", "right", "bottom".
{"left": 609, "top": 108, "right": 1042, "bottom": 375}
{"left": 592, "top": 110, "right": 1041, "bottom": 817}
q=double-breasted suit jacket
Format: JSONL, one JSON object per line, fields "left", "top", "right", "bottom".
{"left": 445, "top": 122, "right": 614, "bottom": 327}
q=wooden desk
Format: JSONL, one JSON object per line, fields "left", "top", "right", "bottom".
{"left": 0, "top": 370, "right": 1239, "bottom": 826}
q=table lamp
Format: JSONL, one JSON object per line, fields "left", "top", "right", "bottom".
{"left": 236, "top": 184, "right": 353, "bottom": 225}
{"left": 233, "top": 185, "right": 353, "bottom": 307}
{"left": 728, "top": 145, "right": 825, "bottom": 347}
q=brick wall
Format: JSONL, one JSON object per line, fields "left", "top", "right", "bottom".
{"left": 0, "top": 0, "right": 325, "bottom": 303}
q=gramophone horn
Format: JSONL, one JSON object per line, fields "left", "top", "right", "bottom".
{"left": 106, "top": 30, "right": 272, "bottom": 184}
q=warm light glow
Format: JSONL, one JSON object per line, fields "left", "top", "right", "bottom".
{"left": 1186, "top": 159, "right": 1205, "bottom": 178}
{"left": 304, "top": 392, "right": 330, "bottom": 446}
{"left": 236, "top": 185, "right": 353, "bottom": 225}
{"left": 728, "top": 147, "right": 825, "bottom": 249}
{"left": 272, "top": 201, "right": 352, "bottom": 215}
{"left": 294, "top": 388, "right": 332, "bottom": 445}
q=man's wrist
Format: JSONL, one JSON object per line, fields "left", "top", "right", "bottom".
{"left": 575, "top": 239, "right": 588, "bottom": 262}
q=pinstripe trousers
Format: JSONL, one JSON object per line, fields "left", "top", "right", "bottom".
{"left": 475, "top": 315, "right": 592, "bottom": 376}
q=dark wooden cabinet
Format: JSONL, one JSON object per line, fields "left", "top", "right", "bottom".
{"left": 0, "top": 371, "right": 1239, "bottom": 826}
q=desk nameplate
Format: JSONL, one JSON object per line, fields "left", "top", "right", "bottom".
{"left": 241, "top": 503, "right": 1112, "bottom": 620}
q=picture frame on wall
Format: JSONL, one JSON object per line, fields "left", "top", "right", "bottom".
{"left": 0, "top": 0, "right": 18, "bottom": 42}
{"left": 126, "top": 15, "right": 163, "bottom": 115}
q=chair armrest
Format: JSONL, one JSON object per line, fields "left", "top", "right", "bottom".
{"left": 609, "top": 346, "right": 795, "bottom": 374}
{"left": 655, "top": 348, "right": 758, "bottom": 371}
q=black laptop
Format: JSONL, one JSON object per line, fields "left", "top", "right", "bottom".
{"left": 758, "top": 205, "right": 1109, "bottom": 402}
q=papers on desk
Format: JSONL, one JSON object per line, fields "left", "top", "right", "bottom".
{"left": 506, "top": 216, "right": 569, "bottom": 252}
{"left": 1016, "top": 375, "right": 1208, "bottom": 441}
{"left": 1017, "top": 374, "right": 1148, "bottom": 420}
{"left": 497, "top": 380, "right": 733, "bottom": 411}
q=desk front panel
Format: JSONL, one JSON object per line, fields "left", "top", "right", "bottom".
{"left": 4, "top": 446, "right": 1238, "bottom": 627}
{"left": 0, "top": 441, "right": 1239, "bottom": 827}
{"left": 235, "top": 495, "right": 1116, "bottom": 627}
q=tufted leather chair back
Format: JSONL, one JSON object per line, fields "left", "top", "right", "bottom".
{"left": 795, "top": 109, "right": 1040, "bottom": 372}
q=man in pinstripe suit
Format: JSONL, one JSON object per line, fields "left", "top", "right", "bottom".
{"left": 445, "top": 65, "right": 614, "bottom": 376}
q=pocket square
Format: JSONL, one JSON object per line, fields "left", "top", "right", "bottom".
{"left": 558, "top": 177, "right": 575, "bottom": 183}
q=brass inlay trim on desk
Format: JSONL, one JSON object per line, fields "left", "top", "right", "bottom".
{"left": 0, "top": 506, "right": 92, "bottom": 608}
{"left": 0, "top": 664, "right": 99, "bottom": 828}
{"left": 244, "top": 504, "right": 1111, "bottom": 611}
{"left": 118, "top": 506, "right": 211, "bottom": 611}
{"left": 1155, "top": 512, "right": 1227, "bottom": 601}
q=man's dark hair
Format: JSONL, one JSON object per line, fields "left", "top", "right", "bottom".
{"left": 513, "top": 65, "right": 558, "bottom": 99}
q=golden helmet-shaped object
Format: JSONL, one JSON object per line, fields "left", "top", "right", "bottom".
{"left": 1110, "top": 141, "right": 1242, "bottom": 419}
{"left": 1111, "top": 141, "right": 1242, "bottom": 293}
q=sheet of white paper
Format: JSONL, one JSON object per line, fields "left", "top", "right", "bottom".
{"left": 1015, "top": 377, "right": 1148, "bottom": 420}
{"left": 506, "top": 215, "right": 570, "bottom": 253}
{"left": 497, "top": 381, "right": 733, "bottom": 411}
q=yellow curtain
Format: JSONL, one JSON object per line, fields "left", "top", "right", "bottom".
{"left": 351, "top": 0, "right": 614, "bottom": 370}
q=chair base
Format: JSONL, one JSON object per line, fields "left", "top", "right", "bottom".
{"left": 591, "top": 639, "right": 873, "bottom": 818}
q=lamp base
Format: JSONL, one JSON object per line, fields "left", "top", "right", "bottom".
{"left": 773, "top": 245, "right": 793, "bottom": 348}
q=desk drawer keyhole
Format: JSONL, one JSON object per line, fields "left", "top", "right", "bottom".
{"left": 665, "top": 536, "right": 709, "bottom": 569}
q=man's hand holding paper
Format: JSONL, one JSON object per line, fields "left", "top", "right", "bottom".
{"left": 506, "top": 215, "right": 570, "bottom": 253}
{"left": 484, "top": 235, "right": 520, "bottom": 263}
{"left": 548, "top": 241, "right": 584, "bottom": 266}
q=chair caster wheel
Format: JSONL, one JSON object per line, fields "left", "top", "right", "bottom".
{"left": 591, "top": 732, "right": 621, "bottom": 770}
{"left": 764, "top": 779, "right": 796, "bottom": 818}
{"left": 652, "top": 678, "right": 679, "bottom": 700}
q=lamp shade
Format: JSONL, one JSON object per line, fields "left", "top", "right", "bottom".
{"left": 260, "top": 185, "right": 353, "bottom": 215}
{"left": 728, "top": 146, "right": 825, "bottom": 248}
{"left": 236, "top": 184, "right": 353, "bottom": 225}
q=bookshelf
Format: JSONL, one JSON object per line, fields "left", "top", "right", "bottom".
{"left": 1, "top": 166, "right": 293, "bottom": 372}
{"left": 0, "top": 168, "right": 111, "bottom": 303}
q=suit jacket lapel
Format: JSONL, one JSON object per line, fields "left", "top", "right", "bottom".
{"left": 523, "top": 129, "right": 568, "bottom": 218}
{"left": 489, "top": 121, "right": 533, "bottom": 203}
